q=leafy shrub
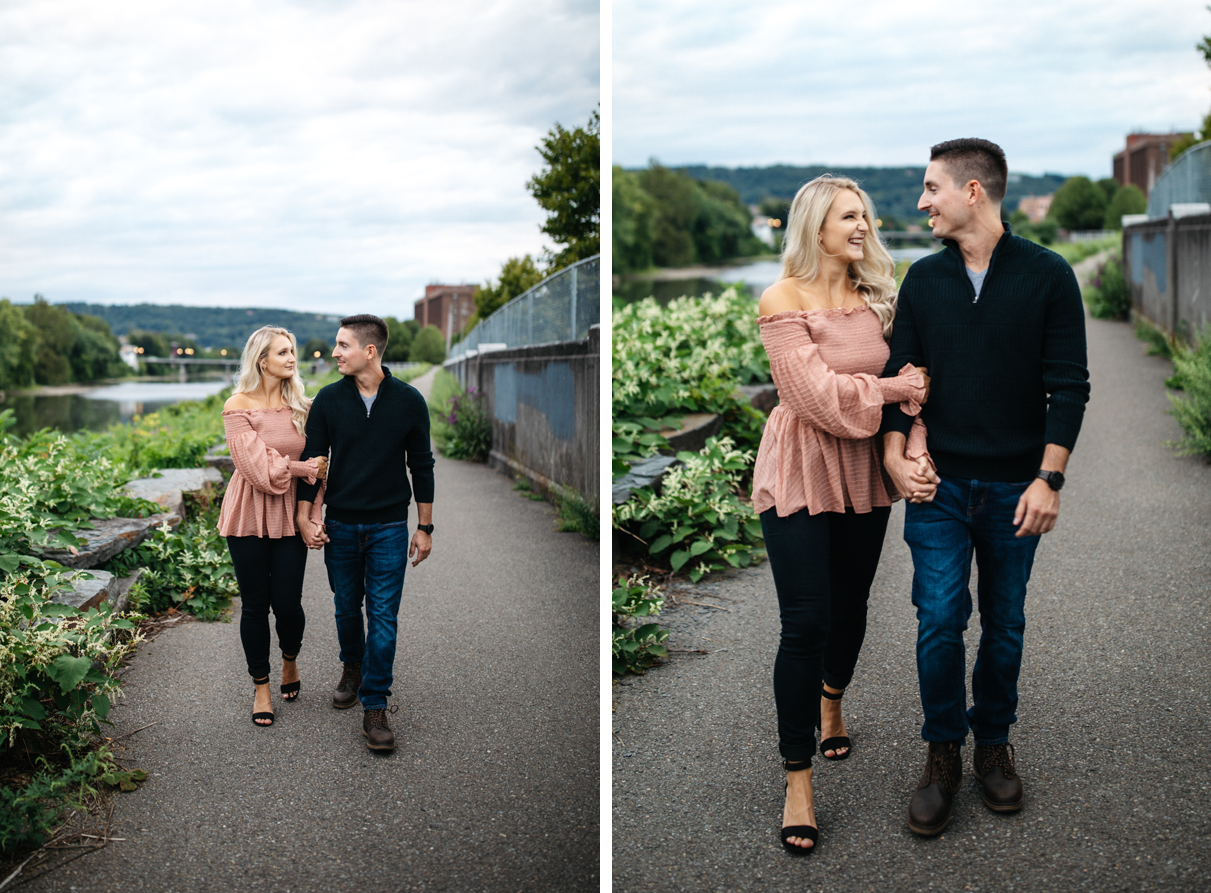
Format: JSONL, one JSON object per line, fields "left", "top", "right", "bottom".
{"left": 613, "top": 437, "right": 765, "bottom": 583}
{"left": 79, "top": 390, "right": 229, "bottom": 474}
{"left": 1167, "top": 326, "right": 1211, "bottom": 457}
{"left": 105, "top": 504, "right": 238, "bottom": 621}
{"left": 1134, "top": 317, "right": 1175, "bottom": 360}
{"left": 442, "top": 387, "right": 492, "bottom": 462}
{"left": 612, "top": 287, "right": 768, "bottom": 475}
{"left": 612, "top": 575, "right": 669, "bottom": 675}
{"left": 1084, "top": 251, "right": 1132, "bottom": 320}
{"left": 0, "top": 567, "right": 139, "bottom": 749}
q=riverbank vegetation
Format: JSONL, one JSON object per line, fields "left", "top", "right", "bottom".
{"left": 0, "top": 298, "right": 130, "bottom": 390}
{"left": 613, "top": 164, "right": 767, "bottom": 275}
{"left": 613, "top": 287, "right": 768, "bottom": 585}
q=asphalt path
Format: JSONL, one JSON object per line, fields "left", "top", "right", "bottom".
{"left": 25, "top": 367, "right": 600, "bottom": 893}
{"left": 613, "top": 303, "right": 1211, "bottom": 891}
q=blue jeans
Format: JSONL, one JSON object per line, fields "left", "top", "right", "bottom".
{"left": 904, "top": 475, "right": 1041, "bottom": 746}
{"left": 324, "top": 519, "right": 409, "bottom": 711}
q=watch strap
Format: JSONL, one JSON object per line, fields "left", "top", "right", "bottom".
{"left": 1035, "top": 469, "right": 1064, "bottom": 491}
{"left": 416, "top": 523, "right": 434, "bottom": 534}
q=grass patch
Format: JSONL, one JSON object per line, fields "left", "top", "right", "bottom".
{"left": 1134, "top": 317, "right": 1175, "bottom": 360}
{"left": 1046, "top": 234, "right": 1118, "bottom": 265}
{"left": 1167, "top": 326, "right": 1211, "bottom": 458}
{"left": 552, "top": 485, "right": 599, "bottom": 540}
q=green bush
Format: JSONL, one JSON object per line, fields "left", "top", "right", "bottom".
{"left": 105, "top": 503, "right": 238, "bottom": 622}
{"left": 1167, "top": 326, "right": 1211, "bottom": 457}
{"left": 552, "top": 485, "right": 599, "bottom": 540}
{"left": 612, "top": 574, "right": 669, "bottom": 675}
{"left": 440, "top": 387, "right": 492, "bottom": 462}
{"left": 614, "top": 437, "right": 765, "bottom": 583}
{"left": 1084, "top": 251, "right": 1132, "bottom": 320}
{"left": 1133, "top": 317, "right": 1174, "bottom": 360}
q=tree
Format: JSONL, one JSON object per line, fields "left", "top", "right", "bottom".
{"left": 476, "top": 255, "right": 544, "bottom": 320}
{"left": 380, "top": 318, "right": 412, "bottom": 363}
{"left": 636, "top": 163, "right": 701, "bottom": 267}
{"left": 302, "top": 337, "right": 330, "bottom": 360}
{"left": 0, "top": 299, "right": 40, "bottom": 389}
{"left": 1104, "top": 184, "right": 1147, "bottom": 229}
{"left": 410, "top": 325, "right": 446, "bottom": 364}
{"left": 612, "top": 166, "right": 656, "bottom": 274}
{"left": 1048, "top": 176, "right": 1108, "bottom": 231}
{"left": 24, "top": 296, "right": 80, "bottom": 385}
{"left": 527, "top": 108, "right": 600, "bottom": 271}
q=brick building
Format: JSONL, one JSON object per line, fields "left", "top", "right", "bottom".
{"left": 1113, "top": 133, "right": 1189, "bottom": 198}
{"left": 413, "top": 284, "right": 477, "bottom": 340}
{"left": 1016, "top": 194, "right": 1053, "bottom": 222}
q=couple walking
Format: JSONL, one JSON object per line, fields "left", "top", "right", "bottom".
{"left": 216, "top": 314, "right": 434, "bottom": 751}
{"left": 755, "top": 138, "right": 1090, "bottom": 851}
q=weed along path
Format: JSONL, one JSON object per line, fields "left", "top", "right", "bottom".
{"left": 613, "top": 307, "right": 1211, "bottom": 891}
{"left": 26, "top": 366, "right": 600, "bottom": 893}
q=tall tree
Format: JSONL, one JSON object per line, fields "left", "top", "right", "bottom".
{"left": 1048, "top": 176, "right": 1108, "bottom": 231}
{"left": 0, "top": 299, "right": 40, "bottom": 389}
{"left": 527, "top": 109, "right": 600, "bottom": 271}
{"left": 476, "top": 255, "right": 544, "bottom": 320}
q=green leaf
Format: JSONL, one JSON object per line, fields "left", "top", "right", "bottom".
{"left": 688, "top": 539, "right": 712, "bottom": 557}
{"left": 40, "top": 602, "right": 80, "bottom": 618}
{"left": 0, "top": 553, "right": 19, "bottom": 574}
{"left": 670, "top": 550, "right": 689, "bottom": 572}
{"left": 20, "top": 697, "right": 47, "bottom": 720}
{"left": 47, "top": 655, "right": 92, "bottom": 693}
{"left": 648, "top": 534, "right": 673, "bottom": 555}
{"left": 92, "top": 693, "right": 111, "bottom": 719}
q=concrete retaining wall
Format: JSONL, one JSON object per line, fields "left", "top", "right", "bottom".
{"left": 1124, "top": 214, "right": 1211, "bottom": 340}
{"left": 444, "top": 326, "right": 598, "bottom": 508}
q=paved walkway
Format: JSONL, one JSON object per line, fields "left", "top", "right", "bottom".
{"left": 613, "top": 304, "right": 1211, "bottom": 890}
{"left": 28, "top": 368, "right": 599, "bottom": 893}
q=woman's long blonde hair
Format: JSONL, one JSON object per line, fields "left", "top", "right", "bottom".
{"left": 780, "top": 175, "right": 898, "bottom": 338}
{"left": 233, "top": 326, "right": 310, "bottom": 435}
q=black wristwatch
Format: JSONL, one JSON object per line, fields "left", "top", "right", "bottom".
{"left": 1035, "top": 470, "right": 1065, "bottom": 491}
{"left": 416, "top": 523, "right": 434, "bottom": 535}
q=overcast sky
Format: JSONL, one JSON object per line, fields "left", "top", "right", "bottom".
{"left": 0, "top": 0, "right": 598, "bottom": 317}
{"left": 614, "top": 0, "right": 1209, "bottom": 178}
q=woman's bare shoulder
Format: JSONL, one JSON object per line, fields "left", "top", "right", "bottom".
{"left": 224, "top": 393, "right": 259, "bottom": 411}
{"left": 758, "top": 279, "right": 808, "bottom": 317}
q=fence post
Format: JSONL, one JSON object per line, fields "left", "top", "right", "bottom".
{"left": 570, "top": 264, "right": 578, "bottom": 341}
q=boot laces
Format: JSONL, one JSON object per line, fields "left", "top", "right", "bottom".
{"left": 980, "top": 743, "right": 1017, "bottom": 778}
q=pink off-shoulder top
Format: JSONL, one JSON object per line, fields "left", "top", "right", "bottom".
{"left": 217, "top": 408, "right": 324, "bottom": 538}
{"left": 751, "top": 307, "right": 928, "bottom": 517}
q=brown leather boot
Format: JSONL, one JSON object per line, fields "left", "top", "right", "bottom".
{"left": 332, "top": 662, "right": 361, "bottom": 709}
{"left": 973, "top": 743, "right": 1024, "bottom": 812}
{"left": 362, "top": 707, "right": 396, "bottom": 751}
{"left": 907, "top": 741, "right": 963, "bottom": 836}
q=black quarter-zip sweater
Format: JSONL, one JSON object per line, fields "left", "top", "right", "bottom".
{"left": 297, "top": 366, "right": 435, "bottom": 523}
{"left": 880, "top": 225, "right": 1090, "bottom": 482}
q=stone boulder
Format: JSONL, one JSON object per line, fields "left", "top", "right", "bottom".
{"left": 124, "top": 467, "right": 224, "bottom": 518}
{"left": 43, "top": 514, "right": 180, "bottom": 569}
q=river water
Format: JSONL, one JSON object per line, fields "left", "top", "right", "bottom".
{"left": 614, "top": 246, "right": 938, "bottom": 304}
{"left": 1, "top": 378, "right": 232, "bottom": 438}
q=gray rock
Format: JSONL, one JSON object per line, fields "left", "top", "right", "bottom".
{"left": 125, "top": 467, "right": 224, "bottom": 517}
{"left": 613, "top": 455, "right": 682, "bottom": 504}
{"left": 205, "top": 443, "right": 234, "bottom": 472}
{"left": 661, "top": 412, "right": 722, "bottom": 453}
{"left": 53, "top": 569, "right": 118, "bottom": 612}
{"left": 43, "top": 513, "right": 180, "bottom": 569}
{"left": 112, "top": 568, "right": 145, "bottom": 615}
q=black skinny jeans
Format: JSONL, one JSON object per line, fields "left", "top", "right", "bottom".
{"left": 226, "top": 535, "right": 308, "bottom": 680}
{"left": 761, "top": 505, "right": 891, "bottom": 763}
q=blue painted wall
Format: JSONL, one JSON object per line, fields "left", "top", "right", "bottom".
{"left": 492, "top": 361, "right": 577, "bottom": 441}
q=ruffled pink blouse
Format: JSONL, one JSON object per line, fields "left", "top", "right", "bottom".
{"left": 217, "top": 408, "right": 323, "bottom": 538}
{"left": 751, "top": 307, "right": 928, "bottom": 517}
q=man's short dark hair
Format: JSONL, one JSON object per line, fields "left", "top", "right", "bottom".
{"left": 930, "top": 138, "right": 1008, "bottom": 204}
{"left": 340, "top": 314, "right": 389, "bottom": 356}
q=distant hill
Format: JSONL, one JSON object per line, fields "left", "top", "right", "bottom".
{"left": 676, "top": 165, "right": 1070, "bottom": 222}
{"left": 58, "top": 303, "right": 343, "bottom": 349}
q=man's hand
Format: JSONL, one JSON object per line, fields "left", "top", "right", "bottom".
{"left": 883, "top": 433, "right": 940, "bottom": 503}
{"left": 1013, "top": 479, "right": 1059, "bottom": 537}
{"left": 408, "top": 530, "right": 431, "bottom": 567}
{"left": 314, "top": 456, "right": 327, "bottom": 480}
{"left": 296, "top": 500, "right": 329, "bottom": 549}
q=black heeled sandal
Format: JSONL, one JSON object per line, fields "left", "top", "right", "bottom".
{"left": 281, "top": 653, "right": 300, "bottom": 701}
{"left": 252, "top": 677, "right": 274, "bottom": 726}
{"left": 819, "top": 686, "right": 851, "bottom": 761}
{"left": 780, "top": 760, "right": 818, "bottom": 855}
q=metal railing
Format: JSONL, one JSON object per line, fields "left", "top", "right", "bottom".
{"left": 447, "top": 255, "right": 599, "bottom": 361}
{"left": 1147, "top": 141, "right": 1211, "bottom": 218}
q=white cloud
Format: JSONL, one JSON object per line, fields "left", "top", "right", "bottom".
{"left": 614, "top": 0, "right": 1207, "bottom": 177}
{"left": 0, "top": 0, "right": 599, "bottom": 317}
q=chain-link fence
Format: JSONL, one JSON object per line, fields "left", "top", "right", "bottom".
{"left": 1148, "top": 141, "right": 1211, "bottom": 218}
{"left": 448, "top": 255, "right": 599, "bottom": 361}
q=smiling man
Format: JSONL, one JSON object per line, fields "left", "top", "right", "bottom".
{"left": 880, "top": 139, "right": 1090, "bottom": 835}
{"left": 295, "top": 314, "right": 434, "bottom": 752}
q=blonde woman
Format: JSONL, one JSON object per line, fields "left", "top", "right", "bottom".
{"left": 753, "top": 175, "right": 935, "bottom": 853}
{"left": 218, "top": 326, "right": 327, "bottom": 727}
